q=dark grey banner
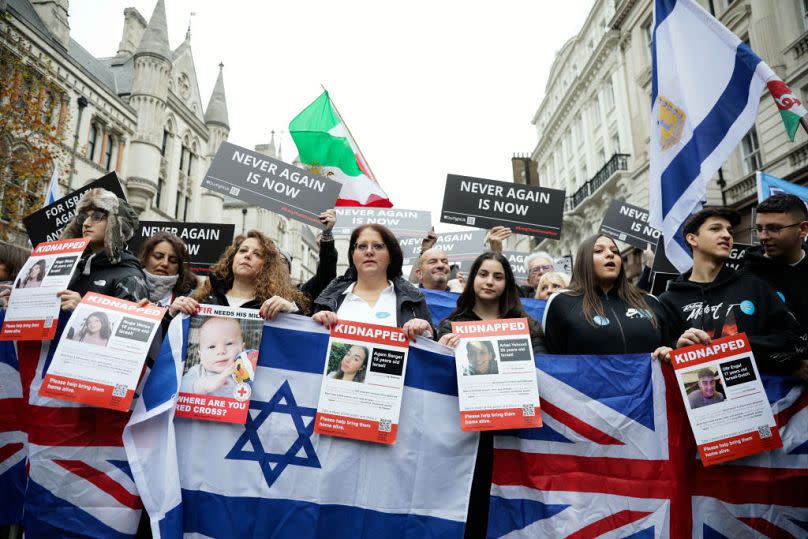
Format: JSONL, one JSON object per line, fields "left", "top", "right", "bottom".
{"left": 202, "top": 141, "right": 341, "bottom": 228}
{"left": 600, "top": 200, "right": 661, "bottom": 250}
{"left": 400, "top": 229, "right": 487, "bottom": 266}
{"left": 128, "top": 222, "right": 236, "bottom": 275}
{"left": 334, "top": 208, "right": 431, "bottom": 237}
{"left": 440, "top": 174, "right": 565, "bottom": 239}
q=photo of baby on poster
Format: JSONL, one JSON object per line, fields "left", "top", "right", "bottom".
{"left": 175, "top": 304, "right": 264, "bottom": 424}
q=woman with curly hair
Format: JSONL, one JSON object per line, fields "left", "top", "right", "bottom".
{"left": 169, "top": 230, "right": 308, "bottom": 320}
{"left": 18, "top": 259, "right": 46, "bottom": 288}
{"left": 71, "top": 311, "right": 113, "bottom": 346}
{"left": 138, "top": 232, "right": 198, "bottom": 307}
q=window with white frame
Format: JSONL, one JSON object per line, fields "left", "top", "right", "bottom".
{"left": 611, "top": 132, "right": 620, "bottom": 153}
{"left": 741, "top": 127, "right": 762, "bottom": 174}
{"left": 603, "top": 80, "right": 615, "bottom": 110}
{"left": 642, "top": 18, "right": 653, "bottom": 59}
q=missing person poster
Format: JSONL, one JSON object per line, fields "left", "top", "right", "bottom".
{"left": 24, "top": 172, "right": 127, "bottom": 247}
{"left": 440, "top": 174, "right": 565, "bottom": 239}
{"left": 0, "top": 238, "right": 90, "bottom": 341}
{"left": 39, "top": 293, "right": 165, "bottom": 411}
{"left": 128, "top": 221, "right": 236, "bottom": 275}
{"left": 202, "top": 141, "right": 342, "bottom": 228}
{"left": 452, "top": 318, "right": 541, "bottom": 431}
{"left": 334, "top": 208, "right": 431, "bottom": 237}
{"left": 176, "top": 304, "right": 264, "bottom": 424}
{"left": 314, "top": 320, "right": 409, "bottom": 445}
{"left": 400, "top": 229, "right": 488, "bottom": 266}
{"left": 670, "top": 333, "right": 782, "bottom": 466}
{"left": 599, "top": 200, "right": 661, "bottom": 249}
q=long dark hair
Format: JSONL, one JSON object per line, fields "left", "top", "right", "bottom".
{"left": 333, "top": 345, "right": 369, "bottom": 382}
{"left": 20, "top": 259, "right": 46, "bottom": 287}
{"left": 77, "top": 311, "right": 112, "bottom": 341}
{"left": 138, "top": 232, "right": 198, "bottom": 295}
{"left": 347, "top": 224, "right": 403, "bottom": 280}
{"left": 569, "top": 234, "right": 657, "bottom": 327}
{"left": 446, "top": 252, "right": 528, "bottom": 320}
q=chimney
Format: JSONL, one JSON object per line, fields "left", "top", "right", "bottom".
{"left": 30, "top": 0, "right": 70, "bottom": 49}
{"left": 113, "top": 7, "right": 148, "bottom": 63}
{"left": 511, "top": 153, "right": 539, "bottom": 187}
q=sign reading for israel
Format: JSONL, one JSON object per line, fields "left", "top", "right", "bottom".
{"left": 202, "top": 142, "right": 342, "bottom": 228}
{"left": 440, "top": 174, "right": 565, "bottom": 239}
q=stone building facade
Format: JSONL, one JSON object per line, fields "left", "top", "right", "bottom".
{"left": 530, "top": 0, "right": 808, "bottom": 262}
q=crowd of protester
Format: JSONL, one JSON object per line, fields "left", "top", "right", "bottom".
{"left": 1, "top": 186, "right": 806, "bottom": 539}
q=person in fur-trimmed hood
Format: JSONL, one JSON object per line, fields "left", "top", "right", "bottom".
{"left": 57, "top": 188, "right": 148, "bottom": 310}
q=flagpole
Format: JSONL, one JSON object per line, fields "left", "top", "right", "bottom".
{"left": 320, "top": 85, "right": 380, "bottom": 182}
{"left": 800, "top": 116, "right": 808, "bottom": 136}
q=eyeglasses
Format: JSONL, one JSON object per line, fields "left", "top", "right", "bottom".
{"left": 755, "top": 223, "right": 802, "bottom": 235}
{"left": 529, "top": 264, "right": 553, "bottom": 274}
{"left": 354, "top": 242, "right": 387, "bottom": 253}
{"left": 75, "top": 209, "right": 108, "bottom": 224}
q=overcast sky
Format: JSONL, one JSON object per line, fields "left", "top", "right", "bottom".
{"left": 70, "top": 0, "right": 593, "bottom": 229}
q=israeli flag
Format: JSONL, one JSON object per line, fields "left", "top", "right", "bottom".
{"left": 757, "top": 171, "right": 808, "bottom": 206}
{"left": 124, "top": 314, "right": 478, "bottom": 538}
{"left": 649, "top": 0, "right": 779, "bottom": 271}
{"left": 44, "top": 161, "right": 60, "bottom": 206}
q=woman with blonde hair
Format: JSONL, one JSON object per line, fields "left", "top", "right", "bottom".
{"left": 534, "top": 271, "right": 570, "bottom": 300}
{"left": 169, "top": 230, "right": 308, "bottom": 320}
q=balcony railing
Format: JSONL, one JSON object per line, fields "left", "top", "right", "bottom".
{"left": 565, "top": 153, "right": 630, "bottom": 212}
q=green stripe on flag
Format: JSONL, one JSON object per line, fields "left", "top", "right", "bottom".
{"left": 290, "top": 91, "right": 363, "bottom": 177}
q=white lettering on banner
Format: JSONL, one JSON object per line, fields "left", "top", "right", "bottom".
{"left": 460, "top": 180, "right": 504, "bottom": 197}
{"left": 235, "top": 150, "right": 326, "bottom": 193}
{"left": 618, "top": 205, "right": 650, "bottom": 221}
{"left": 454, "top": 320, "right": 527, "bottom": 334}
{"left": 342, "top": 209, "right": 419, "bottom": 219}
{"left": 179, "top": 228, "right": 220, "bottom": 241}
{"left": 493, "top": 201, "right": 528, "bottom": 216}
{"left": 332, "top": 323, "right": 407, "bottom": 344}
{"left": 674, "top": 338, "right": 746, "bottom": 366}
{"left": 33, "top": 241, "right": 86, "bottom": 254}
{"left": 85, "top": 295, "right": 162, "bottom": 317}
{"left": 503, "top": 187, "right": 551, "bottom": 204}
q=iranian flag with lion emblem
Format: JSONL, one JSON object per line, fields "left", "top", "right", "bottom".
{"left": 290, "top": 91, "right": 392, "bottom": 207}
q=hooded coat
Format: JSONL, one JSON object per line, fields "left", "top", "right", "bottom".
{"left": 659, "top": 266, "right": 805, "bottom": 372}
{"left": 59, "top": 188, "right": 147, "bottom": 302}
{"left": 741, "top": 244, "right": 808, "bottom": 331}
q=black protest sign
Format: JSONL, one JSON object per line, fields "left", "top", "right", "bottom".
{"left": 128, "top": 222, "right": 235, "bottom": 275}
{"left": 202, "top": 141, "right": 341, "bottom": 228}
{"left": 502, "top": 251, "right": 529, "bottom": 286}
{"left": 725, "top": 243, "right": 752, "bottom": 271}
{"left": 334, "top": 208, "right": 431, "bottom": 237}
{"left": 400, "top": 229, "right": 487, "bottom": 266}
{"left": 440, "top": 174, "right": 565, "bottom": 239}
{"left": 23, "top": 172, "right": 127, "bottom": 247}
{"left": 600, "top": 200, "right": 661, "bottom": 250}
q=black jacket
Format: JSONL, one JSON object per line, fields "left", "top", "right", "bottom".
{"left": 518, "top": 284, "right": 535, "bottom": 299}
{"left": 741, "top": 245, "right": 808, "bottom": 331}
{"left": 437, "top": 310, "right": 547, "bottom": 353}
{"left": 313, "top": 275, "right": 435, "bottom": 336}
{"left": 298, "top": 239, "right": 337, "bottom": 313}
{"left": 69, "top": 250, "right": 148, "bottom": 302}
{"left": 543, "top": 290, "right": 670, "bottom": 355}
{"left": 659, "top": 266, "right": 805, "bottom": 372}
{"left": 195, "top": 275, "right": 263, "bottom": 309}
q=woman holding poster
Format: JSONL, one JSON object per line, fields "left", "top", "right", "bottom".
{"left": 542, "top": 234, "right": 671, "bottom": 356}
{"left": 435, "top": 251, "right": 544, "bottom": 539}
{"left": 311, "top": 224, "right": 434, "bottom": 339}
{"left": 170, "top": 230, "right": 307, "bottom": 318}
{"left": 138, "top": 232, "right": 198, "bottom": 308}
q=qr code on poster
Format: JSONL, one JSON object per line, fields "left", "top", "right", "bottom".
{"left": 229, "top": 186, "right": 240, "bottom": 196}
{"left": 757, "top": 424, "right": 772, "bottom": 439}
{"left": 379, "top": 419, "right": 392, "bottom": 432}
{"left": 522, "top": 404, "right": 535, "bottom": 417}
{"left": 44, "top": 317, "right": 54, "bottom": 328}
{"left": 112, "top": 384, "right": 127, "bottom": 398}
{"left": 466, "top": 216, "right": 476, "bottom": 226}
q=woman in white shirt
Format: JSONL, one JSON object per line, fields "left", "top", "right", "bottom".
{"left": 312, "top": 224, "right": 434, "bottom": 340}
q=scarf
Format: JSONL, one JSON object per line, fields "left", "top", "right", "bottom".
{"left": 145, "top": 270, "right": 179, "bottom": 305}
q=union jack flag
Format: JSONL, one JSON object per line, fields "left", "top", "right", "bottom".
{"left": 0, "top": 311, "right": 142, "bottom": 537}
{"left": 489, "top": 353, "right": 808, "bottom": 538}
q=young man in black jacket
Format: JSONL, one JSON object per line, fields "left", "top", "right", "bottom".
{"left": 742, "top": 194, "right": 808, "bottom": 381}
{"left": 659, "top": 208, "right": 805, "bottom": 375}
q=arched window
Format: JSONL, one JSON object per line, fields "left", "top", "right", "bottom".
{"left": 104, "top": 134, "right": 114, "bottom": 170}
{"left": 87, "top": 123, "right": 98, "bottom": 160}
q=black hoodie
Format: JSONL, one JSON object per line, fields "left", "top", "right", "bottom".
{"left": 542, "top": 290, "right": 670, "bottom": 355}
{"left": 69, "top": 250, "right": 148, "bottom": 302}
{"left": 741, "top": 244, "right": 808, "bottom": 331}
{"left": 659, "top": 266, "right": 805, "bottom": 372}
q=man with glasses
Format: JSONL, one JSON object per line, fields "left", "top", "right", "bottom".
{"left": 742, "top": 194, "right": 808, "bottom": 381}
{"left": 520, "top": 252, "right": 554, "bottom": 298}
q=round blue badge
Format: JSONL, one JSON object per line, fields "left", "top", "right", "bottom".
{"left": 375, "top": 311, "right": 392, "bottom": 319}
{"left": 739, "top": 300, "right": 755, "bottom": 315}
{"left": 776, "top": 291, "right": 786, "bottom": 303}
{"left": 593, "top": 315, "right": 610, "bottom": 326}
